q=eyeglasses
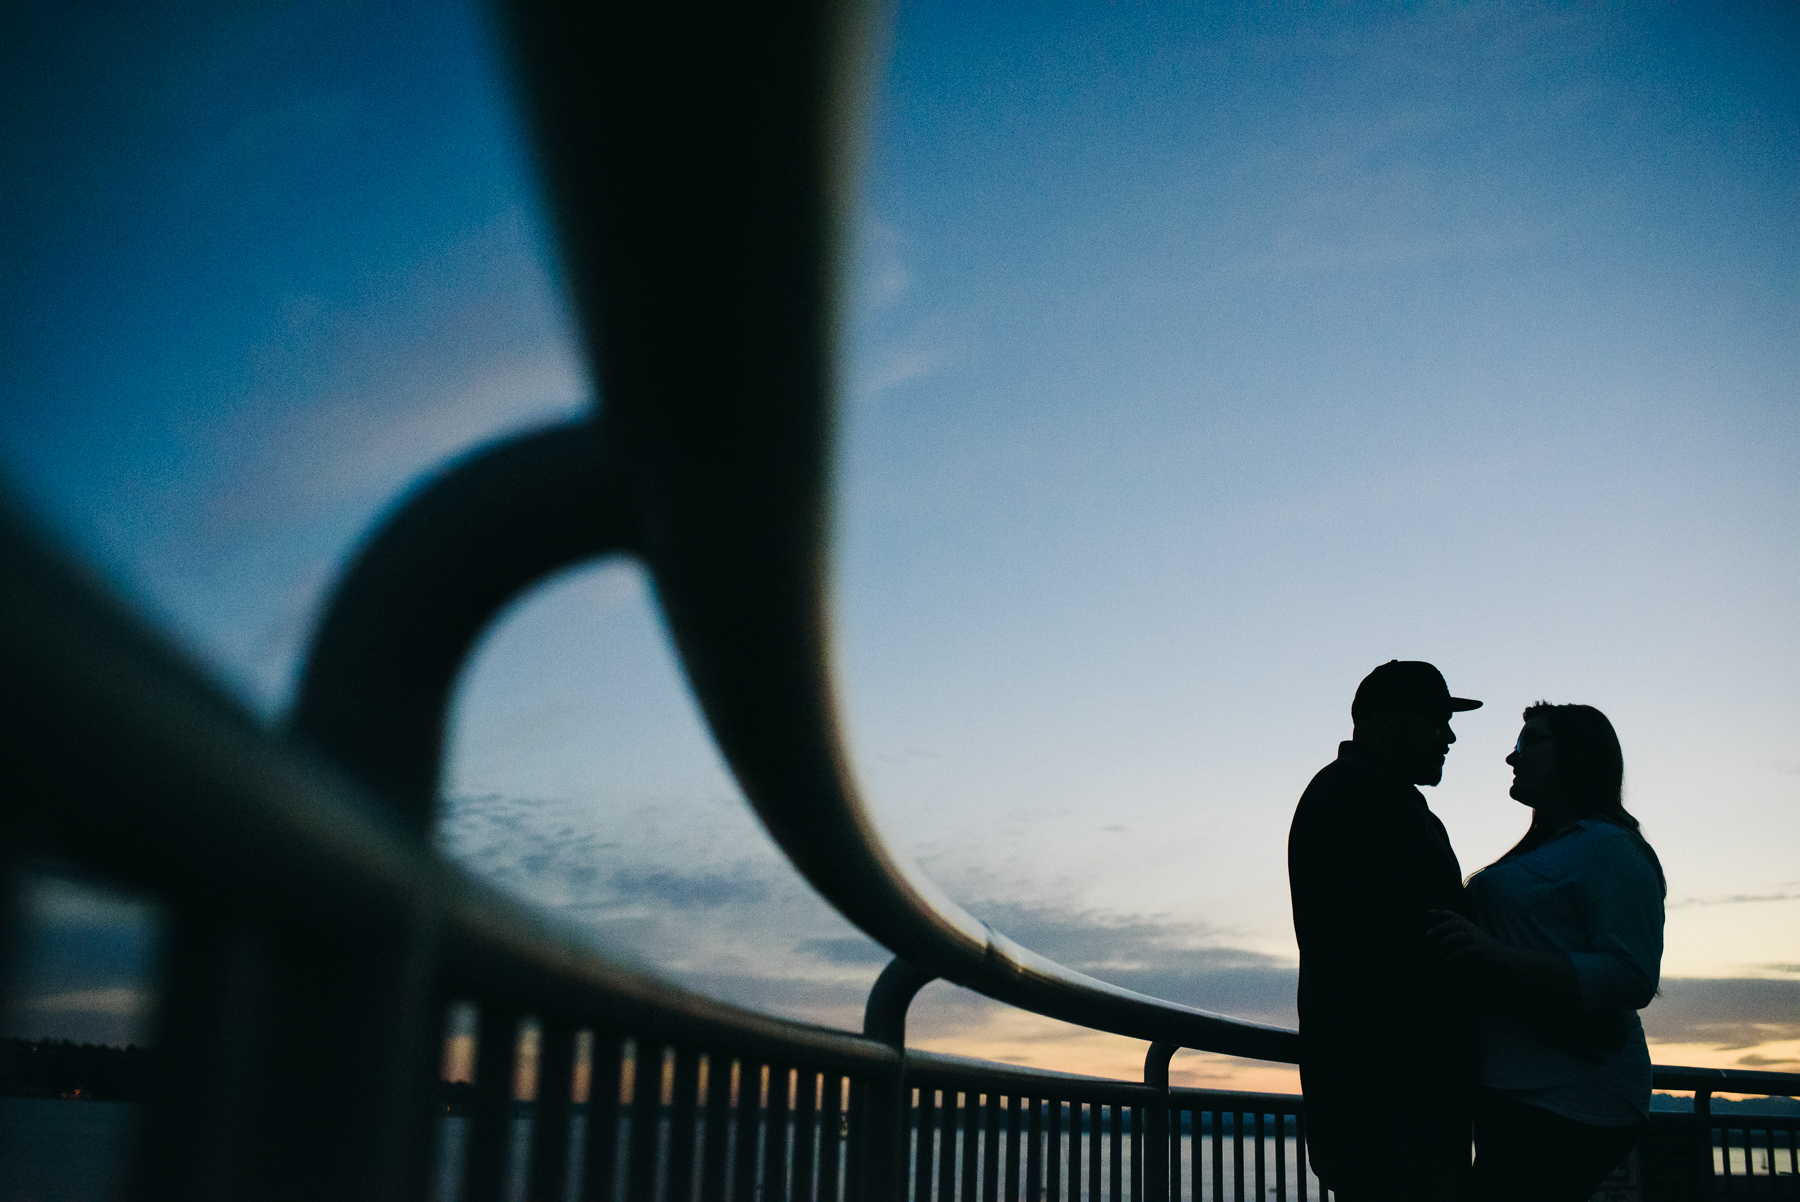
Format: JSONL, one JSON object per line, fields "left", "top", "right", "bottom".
{"left": 1513, "top": 731, "right": 1551, "bottom": 756}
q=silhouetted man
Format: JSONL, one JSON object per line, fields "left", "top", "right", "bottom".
{"left": 1289, "top": 660, "right": 1480, "bottom": 1201}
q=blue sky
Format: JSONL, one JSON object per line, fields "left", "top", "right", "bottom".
{"left": 3, "top": 1, "right": 1795, "bottom": 1087}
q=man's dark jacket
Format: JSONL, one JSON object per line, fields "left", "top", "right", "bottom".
{"left": 1288, "top": 741, "right": 1474, "bottom": 1185}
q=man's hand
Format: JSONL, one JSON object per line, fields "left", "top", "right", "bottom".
{"left": 1425, "top": 909, "right": 1495, "bottom": 972}
{"left": 1424, "top": 909, "right": 1612, "bottom": 1061}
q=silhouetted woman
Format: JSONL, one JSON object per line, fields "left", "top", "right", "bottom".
{"left": 1429, "top": 703, "right": 1665, "bottom": 1202}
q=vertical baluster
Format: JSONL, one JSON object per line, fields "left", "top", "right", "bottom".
{"left": 793, "top": 1069, "right": 819, "bottom": 1202}
{"left": 465, "top": 1007, "right": 522, "bottom": 1202}
{"left": 1211, "top": 1111, "right": 1224, "bottom": 1202}
{"left": 766, "top": 1065, "right": 792, "bottom": 1202}
{"left": 1253, "top": 1112, "right": 1265, "bottom": 1202}
{"left": 1190, "top": 1108, "right": 1203, "bottom": 1202}
{"left": 1071, "top": 1103, "right": 1087, "bottom": 1202}
{"left": 700, "top": 1056, "right": 732, "bottom": 1202}
{"left": 1238, "top": 1115, "right": 1252, "bottom": 1202}
{"left": 1131, "top": 1106, "right": 1143, "bottom": 1202}
{"left": 1026, "top": 1097, "right": 1042, "bottom": 1202}
{"left": 734, "top": 1065, "right": 763, "bottom": 1202}
{"left": 128, "top": 917, "right": 261, "bottom": 1202}
{"left": 1080, "top": 1101, "right": 1094, "bottom": 1202}
{"left": 913, "top": 1087, "right": 937, "bottom": 1202}
{"left": 1045, "top": 1099, "right": 1062, "bottom": 1202}
{"left": 1006, "top": 1097, "right": 1023, "bottom": 1202}
{"left": 961, "top": 1092, "right": 980, "bottom": 1202}
{"left": 820, "top": 1073, "right": 846, "bottom": 1202}
{"left": 937, "top": 1090, "right": 957, "bottom": 1202}
{"left": 842, "top": 1076, "right": 863, "bottom": 1202}
{"left": 1293, "top": 1111, "right": 1307, "bottom": 1202}
{"left": 1066, "top": 1102, "right": 1081, "bottom": 1202}
{"left": 982, "top": 1093, "right": 1002, "bottom": 1202}
{"left": 1273, "top": 1113, "right": 1286, "bottom": 1202}
{"left": 1169, "top": 1108, "right": 1182, "bottom": 1202}
{"left": 1101, "top": 1108, "right": 1116, "bottom": 1202}
{"left": 625, "top": 1043, "right": 663, "bottom": 1202}
{"left": 665, "top": 1048, "right": 701, "bottom": 1202}
{"left": 529, "top": 1017, "right": 578, "bottom": 1202}
{"left": 579, "top": 1033, "right": 623, "bottom": 1202}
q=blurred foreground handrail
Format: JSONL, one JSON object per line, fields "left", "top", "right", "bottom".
{"left": 484, "top": 0, "right": 1301, "bottom": 1066}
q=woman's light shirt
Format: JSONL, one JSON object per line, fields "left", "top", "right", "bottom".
{"left": 1467, "top": 819, "right": 1665, "bottom": 1125}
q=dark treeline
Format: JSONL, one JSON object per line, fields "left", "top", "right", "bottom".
{"left": 2, "top": 1042, "right": 482, "bottom": 1112}
{"left": 0, "top": 1039, "right": 157, "bottom": 1101}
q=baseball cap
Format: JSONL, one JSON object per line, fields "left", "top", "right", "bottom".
{"left": 1351, "top": 660, "right": 1482, "bottom": 722}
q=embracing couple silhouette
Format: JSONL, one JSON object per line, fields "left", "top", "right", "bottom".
{"left": 1289, "top": 661, "right": 1666, "bottom": 1202}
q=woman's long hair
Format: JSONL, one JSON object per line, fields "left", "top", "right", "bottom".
{"left": 1500, "top": 701, "right": 1665, "bottom": 895}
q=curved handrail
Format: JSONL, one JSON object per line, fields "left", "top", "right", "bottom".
{"left": 489, "top": 0, "right": 1302, "bottom": 1064}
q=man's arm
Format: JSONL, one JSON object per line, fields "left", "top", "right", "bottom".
{"left": 1291, "top": 783, "right": 1429, "bottom": 995}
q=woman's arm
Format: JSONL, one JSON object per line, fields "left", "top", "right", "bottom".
{"left": 1566, "top": 834, "right": 1664, "bottom": 1011}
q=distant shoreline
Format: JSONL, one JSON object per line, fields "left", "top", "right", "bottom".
{"left": 6, "top": 1041, "right": 1792, "bottom": 1122}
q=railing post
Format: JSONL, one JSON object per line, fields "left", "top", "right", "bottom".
{"left": 862, "top": 958, "right": 935, "bottom": 1202}
{"left": 1695, "top": 1087, "right": 1717, "bottom": 1183}
{"left": 1143, "top": 1041, "right": 1179, "bottom": 1202}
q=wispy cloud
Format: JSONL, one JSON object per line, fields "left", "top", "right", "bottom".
{"left": 1735, "top": 1052, "right": 1800, "bottom": 1069}
{"left": 21, "top": 987, "right": 149, "bottom": 1017}
{"left": 1668, "top": 891, "right": 1800, "bottom": 909}
{"left": 1644, "top": 978, "right": 1800, "bottom": 1050}
{"left": 859, "top": 219, "right": 912, "bottom": 310}
{"left": 796, "top": 936, "right": 894, "bottom": 967}
{"left": 609, "top": 866, "right": 772, "bottom": 910}
{"left": 859, "top": 342, "right": 946, "bottom": 399}
{"left": 959, "top": 899, "right": 1298, "bottom": 1027}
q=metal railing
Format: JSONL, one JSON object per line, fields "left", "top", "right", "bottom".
{"left": 3, "top": 1, "right": 1797, "bottom": 1201}
{"left": 1645, "top": 1069, "right": 1800, "bottom": 1198}
{"left": 899, "top": 1051, "right": 1327, "bottom": 1202}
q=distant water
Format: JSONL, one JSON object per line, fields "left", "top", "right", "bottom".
{"left": 0, "top": 1098, "right": 138, "bottom": 1202}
